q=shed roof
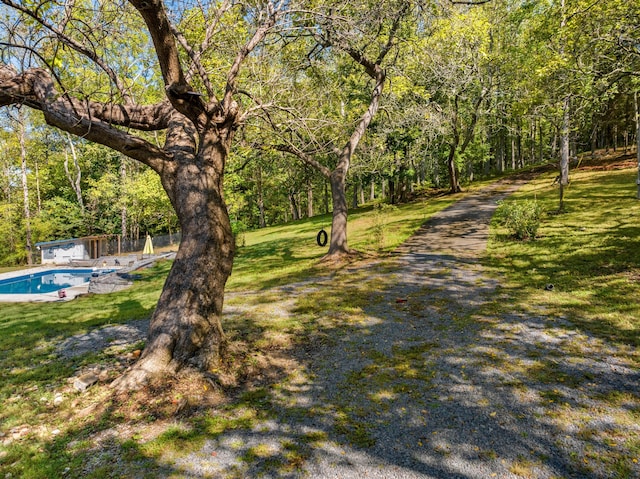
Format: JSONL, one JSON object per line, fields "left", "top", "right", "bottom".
{"left": 35, "top": 238, "right": 80, "bottom": 248}
{"left": 35, "top": 235, "right": 115, "bottom": 248}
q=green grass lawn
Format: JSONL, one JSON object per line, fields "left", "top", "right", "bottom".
{"left": 486, "top": 164, "right": 640, "bottom": 349}
{"left": 1, "top": 162, "right": 639, "bottom": 478}
{"left": 228, "top": 190, "right": 459, "bottom": 290}
{"left": 0, "top": 188, "right": 460, "bottom": 478}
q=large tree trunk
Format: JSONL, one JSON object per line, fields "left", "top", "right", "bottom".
{"left": 328, "top": 169, "right": 350, "bottom": 256}
{"left": 447, "top": 144, "right": 462, "bottom": 193}
{"left": 114, "top": 140, "right": 234, "bottom": 389}
{"left": 0, "top": 0, "right": 278, "bottom": 391}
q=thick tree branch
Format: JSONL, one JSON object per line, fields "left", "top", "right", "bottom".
{"left": 0, "top": 65, "right": 171, "bottom": 171}
{"left": 341, "top": 70, "right": 385, "bottom": 162}
{"left": 0, "top": 65, "right": 174, "bottom": 130}
{"left": 128, "top": 0, "right": 207, "bottom": 126}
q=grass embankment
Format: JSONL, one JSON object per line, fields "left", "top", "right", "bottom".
{"left": 484, "top": 158, "right": 640, "bottom": 478}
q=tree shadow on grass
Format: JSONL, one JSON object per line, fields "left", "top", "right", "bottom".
{"left": 5, "top": 250, "right": 638, "bottom": 478}
{"left": 61, "top": 252, "right": 633, "bottom": 479}
{"left": 4, "top": 179, "right": 639, "bottom": 478}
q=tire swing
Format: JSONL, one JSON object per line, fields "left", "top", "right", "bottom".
{"left": 316, "top": 229, "right": 328, "bottom": 247}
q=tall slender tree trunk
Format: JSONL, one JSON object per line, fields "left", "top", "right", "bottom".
{"left": 307, "top": 178, "right": 313, "bottom": 218}
{"left": 559, "top": 96, "right": 571, "bottom": 211}
{"left": 624, "top": 130, "right": 629, "bottom": 155}
{"left": 120, "top": 157, "right": 128, "bottom": 241}
{"left": 529, "top": 120, "right": 535, "bottom": 165}
{"left": 34, "top": 159, "right": 42, "bottom": 214}
{"left": 635, "top": 92, "right": 640, "bottom": 200}
{"left": 257, "top": 166, "right": 266, "bottom": 227}
{"left": 447, "top": 144, "right": 462, "bottom": 193}
{"left": 539, "top": 120, "right": 544, "bottom": 163}
{"left": 64, "top": 133, "right": 85, "bottom": 213}
{"left": 18, "top": 117, "right": 33, "bottom": 265}
{"left": 289, "top": 189, "right": 300, "bottom": 221}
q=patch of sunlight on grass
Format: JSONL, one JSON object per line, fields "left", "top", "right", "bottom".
{"left": 228, "top": 193, "right": 458, "bottom": 290}
{"left": 487, "top": 167, "right": 640, "bottom": 349}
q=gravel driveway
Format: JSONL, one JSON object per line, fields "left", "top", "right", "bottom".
{"left": 165, "top": 178, "right": 639, "bottom": 478}
{"left": 64, "top": 178, "right": 640, "bottom": 478}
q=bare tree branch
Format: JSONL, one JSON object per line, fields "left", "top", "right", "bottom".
{"left": 450, "top": 0, "right": 491, "bottom": 5}
{"left": 274, "top": 143, "right": 332, "bottom": 178}
{"left": 223, "top": 1, "right": 280, "bottom": 111}
{"left": 175, "top": 0, "right": 233, "bottom": 96}
{"left": 171, "top": 26, "right": 216, "bottom": 98}
{"left": 0, "top": 0, "right": 132, "bottom": 102}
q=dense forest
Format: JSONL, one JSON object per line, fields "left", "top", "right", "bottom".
{"left": 1, "top": 0, "right": 638, "bottom": 266}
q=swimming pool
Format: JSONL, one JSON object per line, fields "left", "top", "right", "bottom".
{"left": 0, "top": 269, "right": 114, "bottom": 294}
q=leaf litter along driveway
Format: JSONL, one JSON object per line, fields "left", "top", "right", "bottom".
{"left": 171, "top": 177, "right": 639, "bottom": 479}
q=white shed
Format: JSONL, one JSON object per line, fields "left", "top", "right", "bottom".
{"left": 35, "top": 238, "right": 89, "bottom": 265}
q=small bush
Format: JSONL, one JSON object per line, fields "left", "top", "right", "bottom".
{"left": 496, "top": 200, "right": 542, "bottom": 240}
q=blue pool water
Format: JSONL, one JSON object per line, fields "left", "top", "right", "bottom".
{"left": 0, "top": 269, "right": 114, "bottom": 294}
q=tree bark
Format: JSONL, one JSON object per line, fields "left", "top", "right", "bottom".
{"left": 64, "top": 133, "right": 85, "bottom": 213}
{"left": 559, "top": 96, "right": 571, "bottom": 211}
{"left": 35, "top": 159, "right": 42, "bottom": 214}
{"left": 114, "top": 134, "right": 235, "bottom": 389}
{"left": 289, "top": 188, "right": 300, "bottom": 221}
{"left": 635, "top": 92, "right": 640, "bottom": 200}
{"left": 328, "top": 171, "right": 349, "bottom": 255}
{"left": 277, "top": 67, "right": 386, "bottom": 257}
{"left": 307, "top": 178, "right": 314, "bottom": 218}
{"left": 0, "top": 0, "right": 273, "bottom": 389}
{"left": 120, "top": 157, "right": 128, "bottom": 240}
{"left": 257, "top": 166, "right": 266, "bottom": 227}
{"left": 447, "top": 144, "right": 462, "bottom": 193}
